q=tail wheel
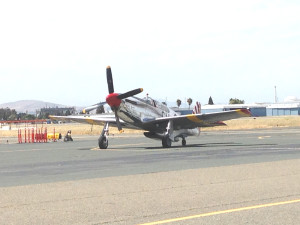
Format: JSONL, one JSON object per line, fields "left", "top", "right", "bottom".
{"left": 162, "top": 135, "right": 172, "bottom": 148}
{"left": 182, "top": 138, "right": 186, "bottom": 146}
{"left": 99, "top": 136, "right": 108, "bottom": 149}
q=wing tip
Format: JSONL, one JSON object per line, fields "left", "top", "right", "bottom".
{"left": 237, "top": 109, "right": 252, "bottom": 116}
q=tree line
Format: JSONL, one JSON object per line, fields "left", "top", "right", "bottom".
{"left": 0, "top": 108, "right": 38, "bottom": 120}
{"left": 175, "top": 97, "right": 245, "bottom": 108}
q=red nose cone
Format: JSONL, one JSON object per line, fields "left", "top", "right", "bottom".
{"left": 106, "top": 93, "right": 121, "bottom": 108}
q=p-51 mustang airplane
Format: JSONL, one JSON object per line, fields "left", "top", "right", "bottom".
{"left": 50, "top": 66, "right": 251, "bottom": 149}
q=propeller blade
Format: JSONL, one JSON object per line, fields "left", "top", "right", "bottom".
{"left": 114, "top": 110, "right": 123, "bottom": 131}
{"left": 106, "top": 66, "right": 114, "bottom": 94}
{"left": 117, "top": 88, "right": 143, "bottom": 100}
{"left": 82, "top": 102, "right": 106, "bottom": 114}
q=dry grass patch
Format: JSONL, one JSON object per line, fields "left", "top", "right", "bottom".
{"left": 203, "top": 116, "right": 300, "bottom": 131}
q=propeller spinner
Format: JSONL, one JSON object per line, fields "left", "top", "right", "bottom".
{"left": 105, "top": 66, "right": 143, "bottom": 131}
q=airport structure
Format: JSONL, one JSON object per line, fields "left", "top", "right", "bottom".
{"left": 266, "top": 103, "right": 300, "bottom": 116}
{"left": 174, "top": 97, "right": 300, "bottom": 117}
{"left": 174, "top": 104, "right": 266, "bottom": 117}
{"left": 201, "top": 104, "right": 267, "bottom": 117}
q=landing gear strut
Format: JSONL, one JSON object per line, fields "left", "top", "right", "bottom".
{"left": 162, "top": 120, "right": 173, "bottom": 148}
{"left": 99, "top": 122, "right": 109, "bottom": 149}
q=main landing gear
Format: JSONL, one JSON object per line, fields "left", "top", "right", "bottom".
{"left": 98, "top": 122, "right": 109, "bottom": 149}
{"left": 162, "top": 135, "right": 172, "bottom": 148}
{"left": 162, "top": 120, "right": 187, "bottom": 148}
{"left": 162, "top": 135, "right": 187, "bottom": 148}
{"left": 162, "top": 120, "right": 173, "bottom": 148}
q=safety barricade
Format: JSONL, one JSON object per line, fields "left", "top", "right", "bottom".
{"left": 18, "top": 127, "right": 54, "bottom": 144}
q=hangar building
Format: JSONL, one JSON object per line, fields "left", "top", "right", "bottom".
{"left": 174, "top": 100, "right": 300, "bottom": 117}
{"left": 266, "top": 103, "right": 300, "bottom": 116}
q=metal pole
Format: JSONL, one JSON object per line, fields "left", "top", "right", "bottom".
{"left": 274, "top": 86, "right": 278, "bottom": 103}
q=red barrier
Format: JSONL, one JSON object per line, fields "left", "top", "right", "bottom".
{"left": 17, "top": 127, "right": 49, "bottom": 144}
{"left": 28, "top": 128, "right": 31, "bottom": 143}
{"left": 32, "top": 128, "right": 34, "bottom": 143}
{"left": 24, "top": 129, "right": 27, "bottom": 143}
{"left": 18, "top": 129, "right": 22, "bottom": 144}
{"left": 44, "top": 128, "right": 47, "bottom": 142}
{"left": 0, "top": 120, "right": 47, "bottom": 124}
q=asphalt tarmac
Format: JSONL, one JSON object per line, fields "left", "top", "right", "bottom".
{"left": 0, "top": 128, "right": 300, "bottom": 224}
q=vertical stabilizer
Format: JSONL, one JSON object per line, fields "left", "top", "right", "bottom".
{"left": 192, "top": 101, "right": 201, "bottom": 114}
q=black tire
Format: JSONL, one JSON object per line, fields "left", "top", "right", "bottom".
{"left": 162, "top": 135, "right": 172, "bottom": 148}
{"left": 98, "top": 136, "right": 108, "bottom": 149}
{"left": 64, "top": 137, "right": 68, "bottom": 142}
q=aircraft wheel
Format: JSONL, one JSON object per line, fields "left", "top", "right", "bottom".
{"left": 98, "top": 136, "right": 108, "bottom": 149}
{"left": 182, "top": 138, "right": 186, "bottom": 146}
{"left": 162, "top": 135, "right": 172, "bottom": 148}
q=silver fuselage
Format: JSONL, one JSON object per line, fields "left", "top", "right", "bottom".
{"left": 117, "top": 96, "right": 200, "bottom": 141}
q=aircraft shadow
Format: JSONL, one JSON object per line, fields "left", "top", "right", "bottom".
{"left": 144, "top": 142, "right": 277, "bottom": 150}
{"left": 76, "top": 142, "right": 276, "bottom": 151}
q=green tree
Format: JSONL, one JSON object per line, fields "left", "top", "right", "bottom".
{"left": 187, "top": 98, "right": 193, "bottom": 109}
{"left": 176, "top": 99, "right": 182, "bottom": 108}
{"left": 38, "top": 112, "right": 50, "bottom": 119}
{"left": 17, "top": 112, "right": 36, "bottom": 120}
{"left": 24, "top": 114, "right": 36, "bottom": 120}
{"left": 8, "top": 114, "right": 17, "bottom": 120}
{"left": 0, "top": 108, "right": 17, "bottom": 120}
{"left": 229, "top": 98, "right": 245, "bottom": 104}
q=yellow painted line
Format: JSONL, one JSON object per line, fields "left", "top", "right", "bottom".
{"left": 0, "top": 149, "right": 43, "bottom": 153}
{"left": 138, "top": 199, "right": 300, "bottom": 225}
{"left": 112, "top": 143, "right": 149, "bottom": 147}
{"left": 91, "top": 142, "right": 149, "bottom": 150}
{"left": 0, "top": 146, "right": 85, "bottom": 153}
{"left": 258, "top": 136, "right": 271, "bottom": 139}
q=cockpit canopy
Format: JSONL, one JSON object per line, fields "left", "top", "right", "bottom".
{"left": 142, "top": 97, "right": 169, "bottom": 113}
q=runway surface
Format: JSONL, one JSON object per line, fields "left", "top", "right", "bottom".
{"left": 1, "top": 128, "right": 300, "bottom": 224}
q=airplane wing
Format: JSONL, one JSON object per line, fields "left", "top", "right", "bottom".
{"left": 143, "top": 109, "right": 251, "bottom": 131}
{"left": 50, "top": 109, "right": 251, "bottom": 131}
{"left": 49, "top": 114, "right": 125, "bottom": 127}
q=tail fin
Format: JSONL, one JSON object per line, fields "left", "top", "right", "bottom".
{"left": 193, "top": 101, "right": 202, "bottom": 136}
{"left": 192, "top": 101, "right": 201, "bottom": 114}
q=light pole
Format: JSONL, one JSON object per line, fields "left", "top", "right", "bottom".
{"left": 274, "top": 86, "right": 278, "bottom": 103}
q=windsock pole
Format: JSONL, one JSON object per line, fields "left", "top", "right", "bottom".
{"left": 53, "top": 128, "right": 56, "bottom": 142}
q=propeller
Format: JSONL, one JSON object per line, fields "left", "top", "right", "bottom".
{"left": 107, "top": 66, "right": 114, "bottom": 94}
{"left": 105, "top": 66, "right": 143, "bottom": 131}
{"left": 81, "top": 102, "right": 106, "bottom": 114}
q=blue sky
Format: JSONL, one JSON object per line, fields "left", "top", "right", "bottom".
{"left": 1, "top": 0, "right": 300, "bottom": 107}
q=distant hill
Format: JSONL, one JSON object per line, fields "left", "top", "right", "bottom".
{"left": 0, "top": 100, "right": 70, "bottom": 114}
